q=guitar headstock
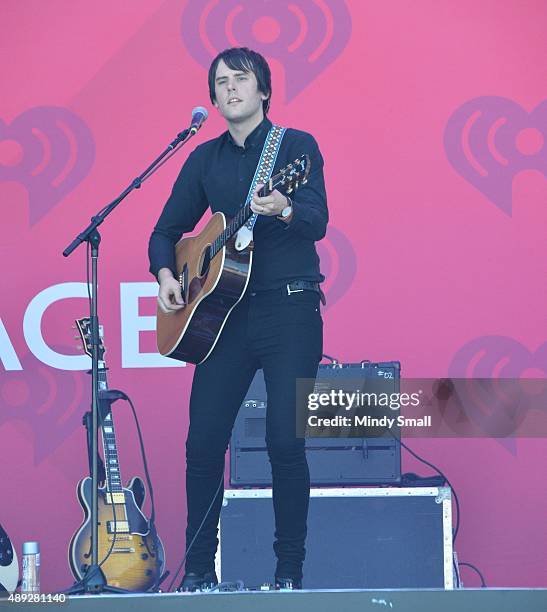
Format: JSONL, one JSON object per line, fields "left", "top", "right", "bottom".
{"left": 265, "top": 154, "right": 311, "bottom": 196}
{"left": 74, "top": 317, "right": 105, "bottom": 361}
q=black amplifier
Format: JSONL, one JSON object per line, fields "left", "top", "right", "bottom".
{"left": 229, "top": 361, "right": 402, "bottom": 487}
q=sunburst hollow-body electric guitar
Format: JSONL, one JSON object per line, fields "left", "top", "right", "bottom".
{"left": 68, "top": 318, "right": 165, "bottom": 592}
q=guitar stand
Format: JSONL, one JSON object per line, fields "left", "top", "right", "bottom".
{"left": 64, "top": 565, "right": 129, "bottom": 596}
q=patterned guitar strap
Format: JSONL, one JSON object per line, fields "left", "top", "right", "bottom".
{"left": 235, "top": 124, "right": 286, "bottom": 251}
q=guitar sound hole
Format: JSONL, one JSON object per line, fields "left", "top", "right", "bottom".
{"left": 199, "top": 246, "right": 211, "bottom": 278}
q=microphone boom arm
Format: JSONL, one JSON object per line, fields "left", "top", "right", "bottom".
{"left": 63, "top": 124, "right": 197, "bottom": 258}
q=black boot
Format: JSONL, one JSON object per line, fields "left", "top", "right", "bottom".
{"left": 178, "top": 570, "right": 218, "bottom": 592}
{"left": 274, "top": 576, "right": 302, "bottom": 590}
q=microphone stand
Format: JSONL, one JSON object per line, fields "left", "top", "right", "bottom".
{"left": 62, "top": 125, "right": 197, "bottom": 594}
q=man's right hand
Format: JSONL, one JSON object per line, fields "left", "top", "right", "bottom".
{"left": 157, "top": 268, "right": 185, "bottom": 314}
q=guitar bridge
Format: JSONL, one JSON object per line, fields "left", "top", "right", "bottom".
{"left": 108, "top": 534, "right": 133, "bottom": 542}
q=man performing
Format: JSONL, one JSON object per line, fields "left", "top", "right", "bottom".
{"left": 148, "top": 47, "right": 328, "bottom": 591}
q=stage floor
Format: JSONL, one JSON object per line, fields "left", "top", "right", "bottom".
{"left": 2, "top": 588, "right": 547, "bottom": 612}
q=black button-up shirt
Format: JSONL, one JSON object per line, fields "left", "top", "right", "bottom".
{"left": 148, "top": 117, "right": 328, "bottom": 292}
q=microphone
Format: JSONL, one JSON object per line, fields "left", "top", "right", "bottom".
{"left": 190, "top": 106, "right": 208, "bottom": 134}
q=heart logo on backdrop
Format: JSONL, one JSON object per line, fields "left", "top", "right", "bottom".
{"left": 0, "top": 106, "right": 95, "bottom": 226}
{"left": 445, "top": 336, "right": 547, "bottom": 451}
{"left": 316, "top": 225, "right": 357, "bottom": 309}
{"left": 444, "top": 97, "right": 546, "bottom": 215}
{"left": 181, "top": 0, "right": 352, "bottom": 102}
{"left": 0, "top": 350, "right": 88, "bottom": 464}
{"left": 448, "top": 336, "right": 547, "bottom": 378}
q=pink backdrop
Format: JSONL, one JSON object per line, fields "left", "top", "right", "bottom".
{"left": 1, "top": 0, "right": 546, "bottom": 592}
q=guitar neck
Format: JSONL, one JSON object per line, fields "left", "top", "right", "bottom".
{"left": 74, "top": 317, "right": 128, "bottom": 504}
{"left": 209, "top": 183, "right": 271, "bottom": 259}
{"left": 208, "top": 154, "right": 310, "bottom": 258}
{"left": 98, "top": 365, "right": 125, "bottom": 498}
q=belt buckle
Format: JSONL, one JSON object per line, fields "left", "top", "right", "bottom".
{"left": 286, "top": 284, "right": 304, "bottom": 296}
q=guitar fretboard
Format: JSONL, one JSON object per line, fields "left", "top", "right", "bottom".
{"left": 209, "top": 156, "right": 308, "bottom": 259}
{"left": 98, "top": 365, "right": 123, "bottom": 493}
{"left": 210, "top": 188, "right": 266, "bottom": 258}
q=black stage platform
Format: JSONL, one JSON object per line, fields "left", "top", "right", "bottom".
{"left": 2, "top": 589, "right": 546, "bottom": 612}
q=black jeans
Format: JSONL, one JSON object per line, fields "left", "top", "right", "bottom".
{"left": 184, "top": 286, "right": 323, "bottom": 580}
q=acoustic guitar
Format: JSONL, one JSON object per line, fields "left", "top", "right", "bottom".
{"left": 68, "top": 318, "right": 165, "bottom": 592}
{"left": 156, "top": 154, "right": 311, "bottom": 364}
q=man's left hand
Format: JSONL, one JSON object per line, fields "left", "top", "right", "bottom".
{"left": 251, "top": 184, "right": 288, "bottom": 216}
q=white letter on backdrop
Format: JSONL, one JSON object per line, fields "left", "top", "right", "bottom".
{"left": 120, "top": 282, "right": 184, "bottom": 368}
{"left": 23, "top": 282, "right": 91, "bottom": 370}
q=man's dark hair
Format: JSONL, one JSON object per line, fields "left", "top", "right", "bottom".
{"left": 208, "top": 47, "right": 271, "bottom": 115}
